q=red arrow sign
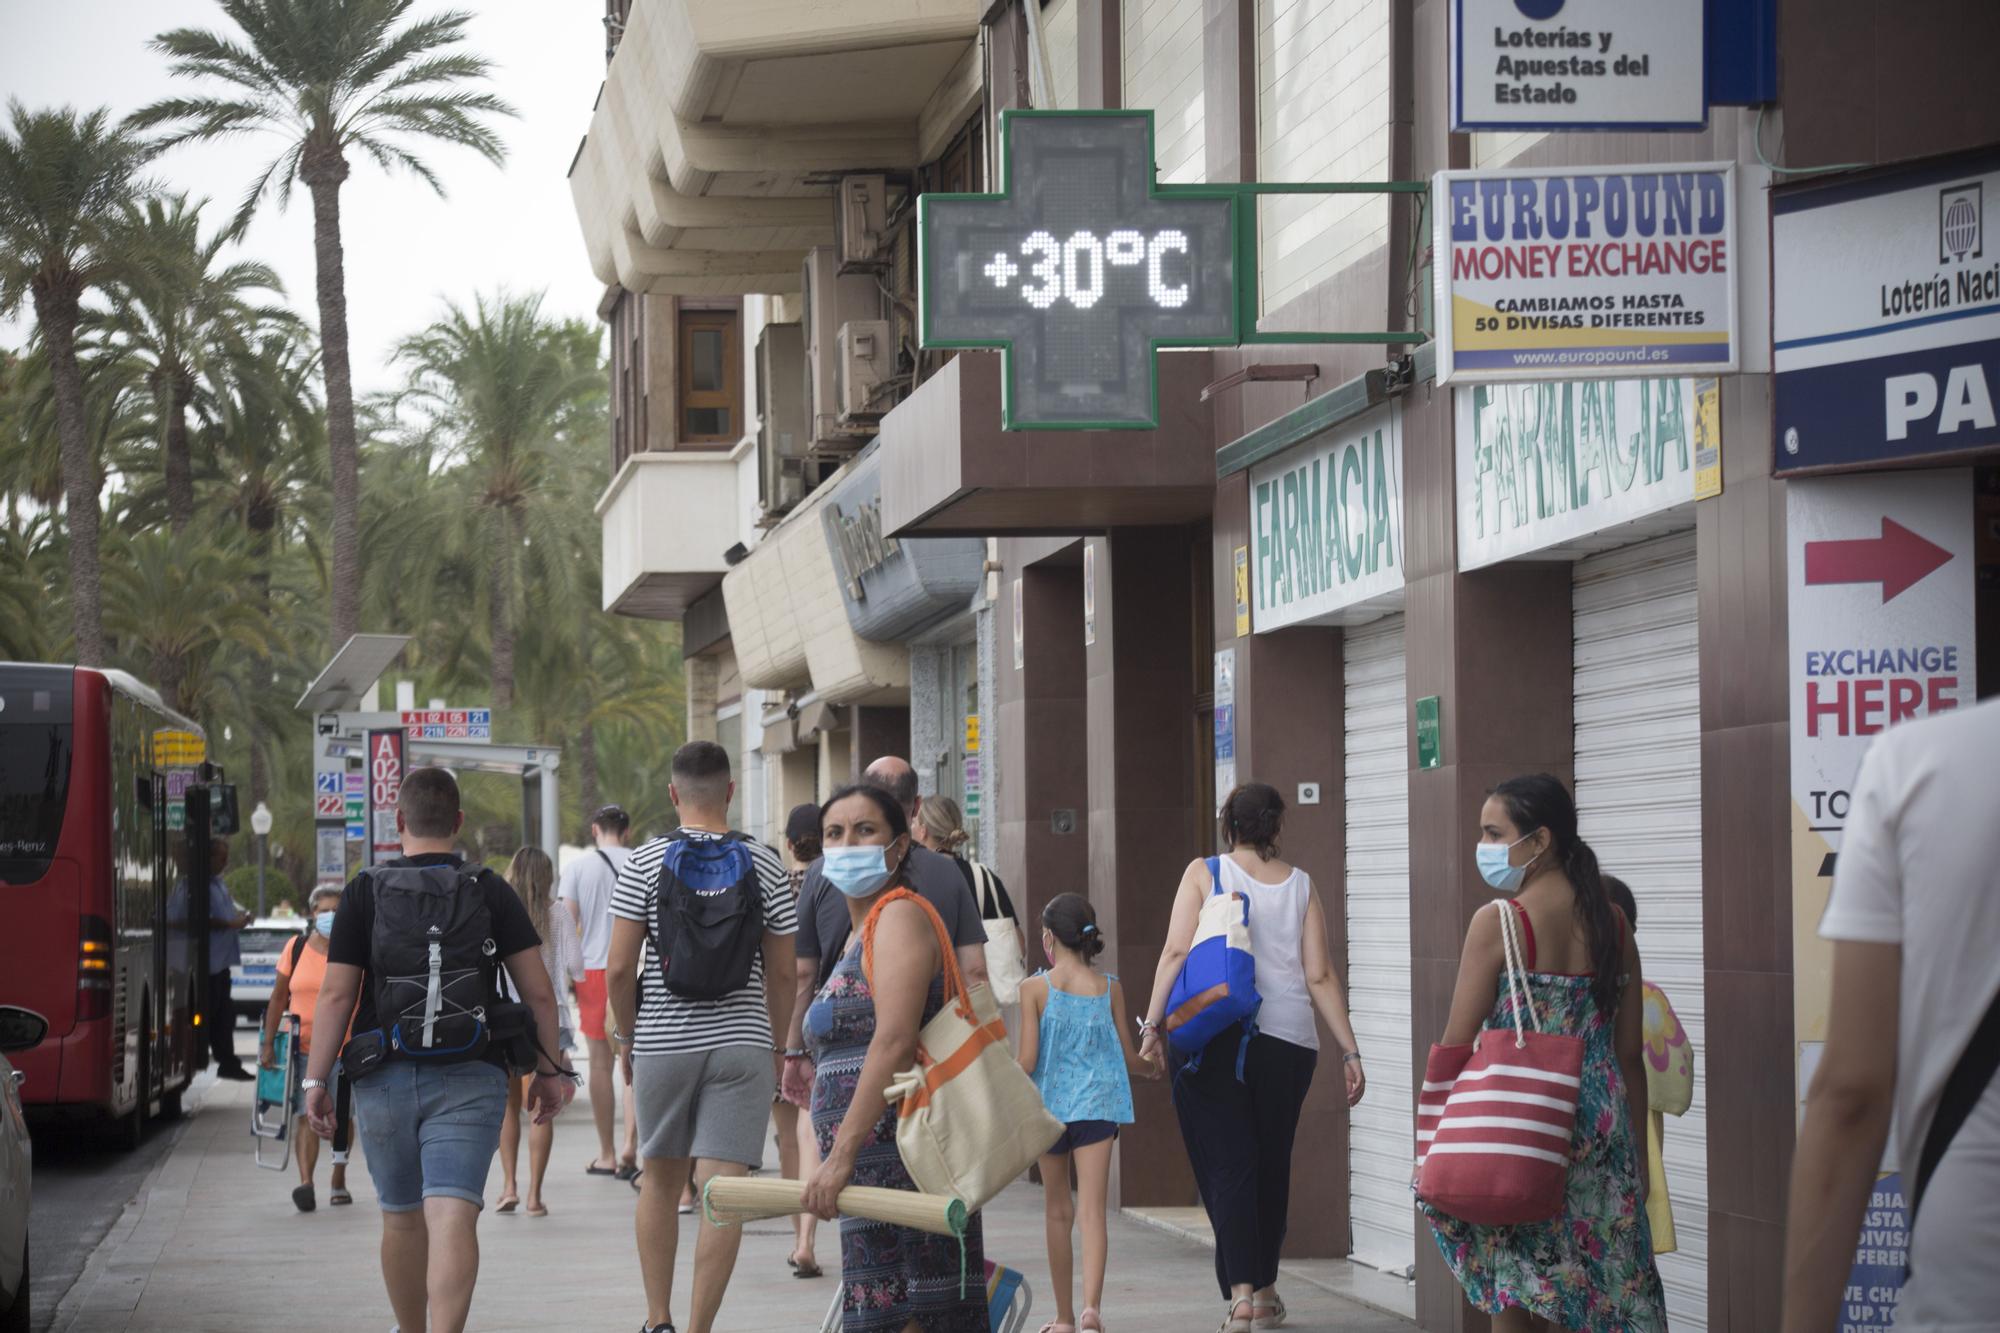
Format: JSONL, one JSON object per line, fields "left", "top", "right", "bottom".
{"left": 1804, "top": 517, "right": 1953, "bottom": 603}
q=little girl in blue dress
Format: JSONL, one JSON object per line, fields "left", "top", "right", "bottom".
{"left": 1017, "top": 893, "right": 1158, "bottom": 1333}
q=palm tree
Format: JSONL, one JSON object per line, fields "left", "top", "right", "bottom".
{"left": 0, "top": 103, "right": 156, "bottom": 665}
{"left": 99, "top": 194, "right": 293, "bottom": 532}
{"left": 102, "top": 524, "right": 272, "bottom": 716}
{"left": 130, "top": 0, "right": 514, "bottom": 645}
{"left": 385, "top": 292, "right": 600, "bottom": 709}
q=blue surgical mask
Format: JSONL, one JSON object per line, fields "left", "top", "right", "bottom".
{"left": 315, "top": 911, "right": 337, "bottom": 936}
{"left": 823, "top": 845, "right": 895, "bottom": 898}
{"left": 1476, "top": 834, "right": 1539, "bottom": 893}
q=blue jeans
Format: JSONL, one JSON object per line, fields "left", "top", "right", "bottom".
{"left": 351, "top": 1060, "right": 508, "bottom": 1211}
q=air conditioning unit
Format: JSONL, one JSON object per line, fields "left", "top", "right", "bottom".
{"left": 835, "top": 174, "right": 890, "bottom": 273}
{"left": 756, "top": 321, "right": 808, "bottom": 516}
{"left": 836, "top": 320, "right": 894, "bottom": 424}
{"left": 801, "top": 246, "right": 883, "bottom": 450}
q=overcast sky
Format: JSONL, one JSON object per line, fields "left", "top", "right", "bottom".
{"left": 1, "top": 0, "right": 607, "bottom": 394}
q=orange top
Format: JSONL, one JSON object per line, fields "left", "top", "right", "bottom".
{"left": 277, "top": 936, "right": 349, "bottom": 1053}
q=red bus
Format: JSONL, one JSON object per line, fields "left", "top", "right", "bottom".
{"left": 0, "top": 664, "right": 206, "bottom": 1144}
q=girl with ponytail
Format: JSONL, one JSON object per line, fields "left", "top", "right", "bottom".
{"left": 1420, "top": 773, "right": 1667, "bottom": 1333}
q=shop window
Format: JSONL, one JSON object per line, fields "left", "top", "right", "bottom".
{"left": 680, "top": 307, "right": 740, "bottom": 444}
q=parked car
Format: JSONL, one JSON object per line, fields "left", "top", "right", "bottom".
{"left": 233, "top": 919, "right": 306, "bottom": 1026}
{"left": 0, "top": 1005, "right": 47, "bottom": 1333}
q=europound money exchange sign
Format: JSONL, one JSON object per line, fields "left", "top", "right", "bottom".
{"left": 919, "top": 110, "right": 1424, "bottom": 429}
{"left": 1433, "top": 163, "right": 1738, "bottom": 383}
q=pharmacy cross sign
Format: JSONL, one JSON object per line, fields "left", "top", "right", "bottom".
{"left": 919, "top": 111, "right": 1235, "bottom": 428}
{"left": 918, "top": 111, "right": 1428, "bottom": 430}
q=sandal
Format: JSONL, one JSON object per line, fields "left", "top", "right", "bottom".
{"left": 495, "top": 1192, "right": 519, "bottom": 1214}
{"left": 1080, "top": 1308, "right": 1105, "bottom": 1331}
{"left": 525, "top": 1202, "right": 548, "bottom": 1217}
{"left": 614, "top": 1161, "right": 641, "bottom": 1181}
{"left": 586, "top": 1160, "right": 621, "bottom": 1177}
{"left": 291, "top": 1183, "right": 316, "bottom": 1213}
{"left": 1036, "top": 1323, "right": 1075, "bottom": 1333}
{"left": 788, "top": 1255, "right": 824, "bottom": 1279}
{"left": 329, "top": 1187, "right": 353, "bottom": 1206}
{"left": 1252, "top": 1294, "right": 1286, "bottom": 1328}
{"left": 1218, "top": 1298, "right": 1253, "bottom": 1333}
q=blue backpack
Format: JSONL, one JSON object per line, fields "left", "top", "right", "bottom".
{"left": 1165, "top": 857, "right": 1261, "bottom": 1075}
{"left": 652, "top": 833, "right": 764, "bottom": 1000}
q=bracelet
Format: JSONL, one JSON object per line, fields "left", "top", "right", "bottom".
{"left": 1342, "top": 1051, "right": 1364, "bottom": 1065}
{"left": 783, "top": 1048, "right": 809, "bottom": 1058}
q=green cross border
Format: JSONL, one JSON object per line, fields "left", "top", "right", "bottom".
{"left": 917, "top": 108, "right": 1432, "bottom": 431}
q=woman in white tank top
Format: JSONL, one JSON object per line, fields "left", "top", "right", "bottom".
{"left": 1137, "top": 784, "right": 1367, "bottom": 1333}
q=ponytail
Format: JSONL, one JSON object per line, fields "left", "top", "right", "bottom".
{"left": 1491, "top": 774, "right": 1624, "bottom": 1016}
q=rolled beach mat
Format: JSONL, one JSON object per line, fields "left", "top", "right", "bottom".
{"left": 701, "top": 1175, "right": 969, "bottom": 1239}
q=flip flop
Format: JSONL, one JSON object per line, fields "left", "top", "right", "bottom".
{"left": 614, "top": 1162, "right": 641, "bottom": 1181}
{"left": 586, "top": 1162, "right": 620, "bottom": 1177}
{"left": 789, "top": 1258, "right": 823, "bottom": 1279}
{"left": 525, "top": 1202, "right": 548, "bottom": 1217}
{"left": 495, "top": 1193, "right": 520, "bottom": 1214}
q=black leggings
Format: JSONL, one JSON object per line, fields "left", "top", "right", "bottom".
{"left": 1171, "top": 1030, "right": 1318, "bottom": 1298}
{"left": 207, "top": 969, "right": 243, "bottom": 1069}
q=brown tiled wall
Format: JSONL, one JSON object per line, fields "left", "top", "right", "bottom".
{"left": 1087, "top": 527, "right": 1203, "bottom": 1208}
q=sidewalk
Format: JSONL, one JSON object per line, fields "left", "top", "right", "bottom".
{"left": 52, "top": 1054, "right": 1415, "bottom": 1332}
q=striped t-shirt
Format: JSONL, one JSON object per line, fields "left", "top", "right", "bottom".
{"left": 609, "top": 828, "right": 796, "bottom": 1054}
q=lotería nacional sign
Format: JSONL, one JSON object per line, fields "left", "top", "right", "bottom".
{"left": 1249, "top": 402, "right": 1405, "bottom": 632}
{"left": 1452, "top": 0, "right": 1705, "bottom": 132}
{"left": 919, "top": 110, "right": 1423, "bottom": 429}
{"left": 1456, "top": 376, "right": 1708, "bottom": 569}
{"left": 1774, "top": 147, "right": 2000, "bottom": 474}
{"left": 1433, "top": 163, "right": 1737, "bottom": 384}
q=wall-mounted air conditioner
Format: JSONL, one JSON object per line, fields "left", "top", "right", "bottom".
{"left": 801, "top": 246, "right": 883, "bottom": 450}
{"left": 756, "top": 321, "right": 807, "bottom": 516}
{"left": 835, "top": 174, "right": 889, "bottom": 273}
{"left": 836, "top": 319, "right": 893, "bottom": 425}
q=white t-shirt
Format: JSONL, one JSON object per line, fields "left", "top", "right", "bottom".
{"left": 1819, "top": 698, "right": 2000, "bottom": 1331}
{"left": 557, "top": 845, "right": 629, "bottom": 971}
{"left": 609, "top": 829, "right": 796, "bottom": 1055}
{"left": 1215, "top": 855, "right": 1318, "bottom": 1051}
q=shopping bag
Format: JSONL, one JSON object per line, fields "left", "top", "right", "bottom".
{"left": 1415, "top": 901, "right": 1583, "bottom": 1226}
{"left": 864, "top": 889, "right": 1063, "bottom": 1211}
{"left": 1164, "top": 857, "right": 1259, "bottom": 1056}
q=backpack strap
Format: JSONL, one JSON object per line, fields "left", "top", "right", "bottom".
{"left": 594, "top": 849, "right": 614, "bottom": 873}
{"left": 860, "top": 887, "right": 972, "bottom": 1023}
{"left": 1908, "top": 980, "right": 2000, "bottom": 1275}
{"left": 288, "top": 931, "right": 311, "bottom": 970}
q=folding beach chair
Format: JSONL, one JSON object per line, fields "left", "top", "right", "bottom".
{"left": 251, "top": 1012, "right": 299, "bottom": 1171}
{"left": 818, "top": 1259, "right": 1033, "bottom": 1333}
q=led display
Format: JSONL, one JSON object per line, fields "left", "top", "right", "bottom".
{"left": 919, "top": 112, "right": 1237, "bottom": 429}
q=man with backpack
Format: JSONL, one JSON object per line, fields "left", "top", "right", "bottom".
{"left": 561, "top": 802, "right": 642, "bottom": 1181}
{"left": 606, "top": 741, "right": 797, "bottom": 1333}
{"left": 302, "top": 767, "right": 573, "bottom": 1333}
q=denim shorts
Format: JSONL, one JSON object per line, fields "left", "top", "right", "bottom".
{"left": 351, "top": 1060, "right": 509, "bottom": 1211}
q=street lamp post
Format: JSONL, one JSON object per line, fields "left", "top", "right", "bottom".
{"left": 250, "top": 802, "right": 273, "bottom": 918}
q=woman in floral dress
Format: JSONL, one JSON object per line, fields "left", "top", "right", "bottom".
{"left": 1418, "top": 774, "right": 1667, "bottom": 1333}
{"left": 802, "top": 783, "right": 989, "bottom": 1333}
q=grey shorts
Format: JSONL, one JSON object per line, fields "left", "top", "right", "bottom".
{"left": 633, "top": 1046, "right": 775, "bottom": 1167}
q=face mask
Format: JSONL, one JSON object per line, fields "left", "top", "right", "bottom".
{"left": 1476, "top": 834, "right": 1540, "bottom": 893}
{"left": 823, "top": 845, "right": 896, "bottom": 899}
{"left": 315, "top": 911, "right": 337, "bottom": 936}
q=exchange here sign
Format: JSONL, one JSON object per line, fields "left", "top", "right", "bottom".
{"left": 1250, "top": 402, "right": 1405, "bottom": 632}
{"left": 1434, "top": 164, "right": 1738, "bottom": 384}
{"left": 1452, "top": 0, "right": 1705, "bottom": 132}
{"left": 1774, "top": 149, "right": 2000, "bottom": 473}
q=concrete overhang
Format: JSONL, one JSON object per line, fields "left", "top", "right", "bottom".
{"left": 877, "top": 352, "right": 1221, "bottom": 538}
{"left": 595, "top": 441, "right": 752, "bottom": 619}
{"left": 571, "top": 0, "right": 982, "bottom": 297}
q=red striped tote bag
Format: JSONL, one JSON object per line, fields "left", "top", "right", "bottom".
{"left": 1415, "top": 902, "right": 1584, "bottom": 1226}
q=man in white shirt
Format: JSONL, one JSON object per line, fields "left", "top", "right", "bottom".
{"left": 561, "top": 803, "right": 636, "bottom": 1178}
{"left": 1783, "top": 697, "right": 2000, "bottom": 1333}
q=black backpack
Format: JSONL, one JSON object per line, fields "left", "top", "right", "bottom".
{"left": 652, "top": 833, "right": 764, "bottom": 1000}
{"left": 370, "top": 863, "right": 501, "bottom": 1062}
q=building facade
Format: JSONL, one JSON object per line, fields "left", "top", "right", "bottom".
{"left": 571, "top": 0, "right": 2000, "bottom": 1326}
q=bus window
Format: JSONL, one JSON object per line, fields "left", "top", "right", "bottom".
{"left": 0, "top": 678, "right": 72, "bottom": 885}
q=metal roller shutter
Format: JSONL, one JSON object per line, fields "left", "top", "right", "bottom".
{"left": 1343, "top": 613, "right": 1414, "bottom": 1275}
{"left": 1572, "top": 529, "right": 1706, "bottom": 1330}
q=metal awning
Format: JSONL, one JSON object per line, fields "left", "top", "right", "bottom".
{"left": 296, "top": 635, "right": 412, "bottom": 712}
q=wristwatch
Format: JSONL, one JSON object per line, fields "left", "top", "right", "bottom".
{"left": 301, "top": 1077, "right": 327, "bottom": 1092}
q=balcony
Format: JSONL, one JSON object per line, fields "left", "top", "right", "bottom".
{"left": 596, "top": 440, "right": 752, "bottom": 618}
{"left": 570, "top": 0, "right": 983, "bottom": 295}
